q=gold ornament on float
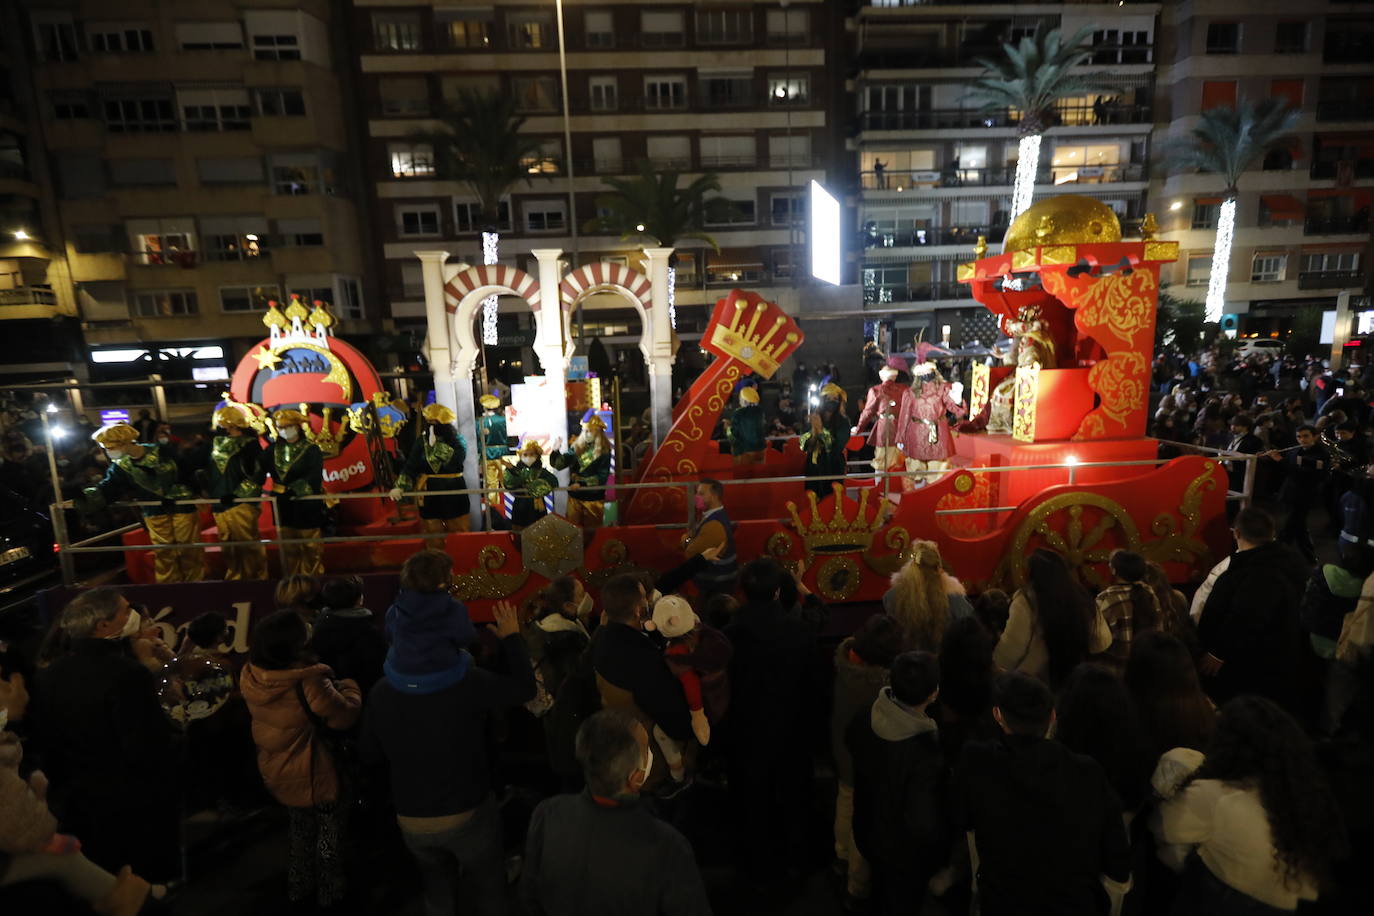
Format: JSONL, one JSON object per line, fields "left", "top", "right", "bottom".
{"left": 1002, "top": 196, "right": 1122, "bottom": 254}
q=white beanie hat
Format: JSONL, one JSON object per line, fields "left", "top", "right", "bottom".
{"left": 646, "top": 594, "right": 697, "bottom": 639}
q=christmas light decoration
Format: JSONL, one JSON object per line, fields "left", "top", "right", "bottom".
{"left": 1010, "top": 134, "right": 1041, "bottom": 220}
{"left": 481, "top": 231, "right": 499, "bottom": 345}
{"left": 667, "top": 266, "right": 677, "bottom": 329}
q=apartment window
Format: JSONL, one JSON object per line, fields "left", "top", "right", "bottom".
{"left": 524, "top": 200, "right": 567, "bottom": 233}
{"left": 1201, "top": 81, "right": 1238, "bottom": 112}
{"left": 203, "top": 217, "right": 268, "bottom": 261}
{"left": 1303, "top": 252, "right": 1360, "bottom": 273}
{"left": 585, "top": 11, "right": 615, "bottom": 48}
{"left": 133, "top": 290, "right": 198, "bottom": 317}
{"left": 1050, "top": 142, "right": 1122, "bottom": 184}
{"left": 700, "top": 135, "right": 755, "bottom": 168}
{"left": 255, "top": 88, "right": 305, "bottom": 117}
{"left": 1275, "top": 22, "right": 1308, "bottom": 54}
{"left": 1206, "top": 22, "right": 1240, "bottom": 54}
{"left": 128, "top": 218, "right": 196, "bottom": 265}
{"left": 1091, "top": 29, "right": 1151, "bottom": 65}
{"left": 769, "top": 135, "right": 811, "bottom": 168}
{"left": 454, "top": 201, "right": 511, "bottom": 233}
{"left": 697, "top": 9, "right": 753, "bottom": 45}
{"left": 645, "top": 76, "right": 687, "bottom": 110}
{"left": 49, "top": 91, "right": 93, "bottom": 120}
{"left": 103, "top": 94, "right": 177, "bottom": 133}
{"left": 436, "top": 9, "right": 491, "bottom": 49}
{"left": 1251, "top": 253, "right": 1287, "bottom": 282}
{"left": 641, "top": 11, "right": 685, "bottom": 48}
{"left": 274, "top": 218, "right": 322, "bottom": 247}
{"left": 180, "top": 88, "right": 252, "bottom": 131}
{"left": 252, "top": 34, "right": 301, "bottom": 61}
{"left": 771, "top": 192, "right": 805, "bottom": 226}
{"left": 379, "top": 77, "right": 430, "bottom": 116}
{"left": 88, "top": 24, "right": 154, "bottom": 53}
{"left": 768, "top": 75, "right": 809, "bottom": 106}
{"left": 592, "top": 137, "right": 622, "bottom": 174}
{"left": 521, "top": 139, "right": 562, "bottom": 176}
{"left": 589, "top": 76, "right": 618, "bottom": 112}
{"left": 109, "top": 158, "right": 175, "bottom": 186}
{"left": 508, "top": 12, "right": 553, "bottom": 49}
{"left": 73, "top": 225, "right": 121, "bottom": 254}
{"left": 33, "top": 14, "right": 79, "bottom": 62}
{"left": 1192, "top": 200, "right": 1221, "bottom": 230}
{"left": 704, "top": 197, "right": 756, "bottom": 226}
{"left": 390, "top": 143, "right": 435, "bottom": 179}
{"left": 398, "top": 205, "right": 441, "bottom": 237}
{"left": 513, "top": 77, "right": 559, "bottom": 112}
{"left": 197, "top": 156, "right": 265, "bottom": 184}
{"left": 766, "top": 8, "right": 807, "bottom": 45}
{"left": 400, "top": 263, "right": 425, "bottom": 299}
{"left": 336, "top": 277, "right": 363, "bottom": 320}
{"left": 647, "top": 135, "right": 691, "bottom": 168}
{"left": 175, "top": 22, "right": 244, "bottom": 50}
{"left": 373, "top": 13, "right": 422, "bottom": 51}
{"left": 270, "top": 153, "right": 324, "bottom": 195}
{"left": 1186, "top": 255, "right": 1211, "bottom": 287}
{"left": 701, "top": 72, "right": 753, "bottom": 108}
{"left": 220, "top": 285, "right": 279, "bottom": 313}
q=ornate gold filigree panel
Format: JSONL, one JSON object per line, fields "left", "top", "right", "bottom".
{"left": 970, "top": 363, "right": 990, "bottom": 417}
{"left": 861, "top": 525, "right": 912, "bottom": 577}
{"left": 452, "top": 545, "right": 531, "bottom": 600}
{"left": 816, "top": 556, "right": 861, "bottom": 601}
{"left": 1007, "top": 492, "right": 1142, "bottom": 589}
{"left": 1012, "top": 365, "right": 1039, "bottom": 443}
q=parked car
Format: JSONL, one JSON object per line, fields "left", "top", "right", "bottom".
{"left": 1236, "top": 338, "right": 1284, "bottom": 360}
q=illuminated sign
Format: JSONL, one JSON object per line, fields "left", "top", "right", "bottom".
{"left": 99, "top": 409, "right": 130, "bottom": 425}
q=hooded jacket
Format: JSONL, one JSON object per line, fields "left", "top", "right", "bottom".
{"left": 239, "top": 663, "right": 361, "bottom": 807}
{"left": 385, "top": 589, "right": 477, "bottom": 676}
{"left": 1300, "top": 563, "right": 1363, "bottom": 658}
{"left": 830, "top": 638, "right": 890, "bottom": 786}
{"left": 311, "top": 605, "right": 388, "bottom": 690}
{"left": 846, "top": 688, "right": 947, "bottom": 877}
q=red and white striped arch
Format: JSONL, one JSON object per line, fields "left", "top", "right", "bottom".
{"left": 443, "top": 264, "right": 541, "bottom": 314}
{"left": 558, "top": 261, "right": 652, "bottom": 311}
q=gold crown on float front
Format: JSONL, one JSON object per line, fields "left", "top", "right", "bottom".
{"left": 297, "top": 402, "right": 344, "bottom": 457}
{"left": 263, "top": 294, "right": 335, "bottom": 350}
{"left": 706, "top": 294, "right": 802, "bottom": 379}
{"left": 786, "top": 483, "right": 887, "bottom": 554}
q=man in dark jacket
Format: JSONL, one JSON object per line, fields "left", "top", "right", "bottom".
{"left": 1224, "top": 413, "right": 1264, "bottom": 505}
{"left": 31, "top": 587, "right": 180, "bottom": 881}
{"left": 520, "top": 709, "right": 711, "bottom": 916}
{"left": 360, "top": 599, "right": 535, "bottom": 916}
{"left": 310, "top": 575, "right": 388, "bottom": 690}
{"left": 951, "top": 672, "right": 1130, "bottom": 916}
{"left": 1198, "top": 506, "right": 1311, "bottom": 711}
{"left": 847, "top": 651, "right": 949, "bottom": 915}
{"left": 724, "top": 558, "right": 822, "bottom": 880}
{"left": 1266, "top": 424, "right": 1328, "bottom": 561}
{"left": 590, "top": 574, "right": 693, "bottom": 752}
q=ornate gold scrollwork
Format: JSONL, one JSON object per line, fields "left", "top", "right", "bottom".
{"left": 1007, "top": 492, "right": 1142, "bottom": 589}
{"left": 451, "top": 545, "right": 531, "bottom": 600}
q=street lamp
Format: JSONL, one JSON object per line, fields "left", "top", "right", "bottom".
{"left": 12, "top": 229, "right": 29, "bottom": 241}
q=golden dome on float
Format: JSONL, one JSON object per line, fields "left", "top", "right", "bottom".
{"left": 1002, "top": 195, "right": 1122, "bottom": 254}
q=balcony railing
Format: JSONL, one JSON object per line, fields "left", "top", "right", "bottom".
{"left": 863, "top": 224, "right": 1008, "bottom": 249}
{"left": 1304, "top": 216, "right": 1371, "bottom": 235}
{"left": 857, "top": 43, "right": 1152, "bottom": 69}
{"left": 1315, "top": 99, "right": 1374, "bottom": 121}
{"left": 1310, "top": 159, "right": 1374, "bottom": 180}
{"left": 0, "top": 288, "right": 57, "bottom": 306}
{"left": 860, "top": 163, "right": 1144, "bottom": 190}
{"left": 860, "top": 103, "right": 1151, "bottom": 133}
{"left": 863, "top": 282, "right": 968, "bottom": 306}
{"left": 1298, "top": 270, "right": 1365, "bottom": 289}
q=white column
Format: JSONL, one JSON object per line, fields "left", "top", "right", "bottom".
{"left": 530, "top": 249, "right": 570, "bottom": 513}
{"left": 415, "top": 250, "right": 455, "bottom": 412}
{"left": 642, "top": 247, "right": 676, "bottom": 445}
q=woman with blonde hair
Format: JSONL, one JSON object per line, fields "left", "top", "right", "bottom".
{"left": 881, "top": 540, "right": 973, "bottom": 651}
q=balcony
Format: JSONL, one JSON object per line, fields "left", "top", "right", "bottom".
{"left": 859, "top": 103, "right": 1152, "bottom": 133}
{"left": 860, "top": 163, "right": 1144, "bottom": 191}
{"left": 1304, "top": 216, "right": 1371, "bottom": 235}
{"left": 863, "top": 282, "right": 968, "bottom": 306}
{"left": 1298, "top": 270, "right": 1365, "bottom": 289}
{"left": 1316, "top": 99, "right": 1374, "bottom": 122}
{"left": 1310, "top": 159, "right": 1374, "bottom": 180}
{"left": 863, "top": 224, "right": 1008, "bottom": 249}
{"left": 0, "top": 288, "right": 56, "bottom": 307}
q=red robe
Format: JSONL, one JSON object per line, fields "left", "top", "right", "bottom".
{"left": 855, "top": 380, "right": 917, "bottom": 449}
{"left": 902, "top": 380, "right": 966, "bottom": 462}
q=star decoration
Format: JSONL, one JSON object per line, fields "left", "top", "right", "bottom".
{"left": 521, "top": 513, "right": 584, "bottom": 579}
{"left": 252, "top": 346, "right": 282, "bottom": 370}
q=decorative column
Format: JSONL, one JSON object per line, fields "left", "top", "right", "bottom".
{"left": 642, "top": 246, "right": 676, "bottom": 445}
{"left": 415, "top": 250, "right": 455, "bottom": 412}
{"left": 531, "top": 249, "right": 570, "bottom": 512}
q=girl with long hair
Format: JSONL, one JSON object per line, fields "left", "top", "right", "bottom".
{"left": 1154, "top": 696, "right": 1347, "bottom": 913}
{"left": 882, "top": 540, "right": 973, "bottom": 651}
{"left": 994, "top": 549, "right": 1110, "bottom": 689}
{"left": 1125, "top": 631, "right": 1216, "bottom": 757}
{"left": 1093, "top": 550, "right": 1160, "bottom": 671}
{"left": 1055, "top": 663, "right": 1157, "bottom": 813}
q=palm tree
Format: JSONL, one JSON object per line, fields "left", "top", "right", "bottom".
{"left": 1166, "top": 98, "right": 1300, "bottom": 323}
{"left": 417, "top": 90, "right": 546, "bottom": 344}
{"left": 585, "top": 161, "right": 738, "bottom": 328}
{"left": 967, "top": 26, "right": 1108, "bottom": 220}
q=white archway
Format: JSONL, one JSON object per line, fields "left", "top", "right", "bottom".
{"left": 444, "top": 263, "right": 542, "bottom": 377}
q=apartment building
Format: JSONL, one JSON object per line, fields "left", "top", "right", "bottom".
{"left": 352, "top": 0, "right": 847, "bottom": 362}
{"left": 13, "top": 0, "right": 375, "bottom": 385}
{"left": 851, "top": 1, "right": 1160, "bottom": 348}
{"left": 1152, "top": 0, "right": 1374, "bottom": 340}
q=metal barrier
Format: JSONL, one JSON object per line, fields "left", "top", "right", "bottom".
{"left": 51, "top": 449, "right": 1254, "bottom": 587}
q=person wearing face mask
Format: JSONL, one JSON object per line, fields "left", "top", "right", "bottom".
{"left": 519, "top": 577, "right": 595, "bottom": 718}
{"left": 30, "top": 588, "right": 181, "bottom": 884}
{"left": 267, "top": 409, "right": 326, "bottom": 576}
{"left": 77, "top": 423, "right": 205, "bottom": 584}
{"left": 390, "top": 404, "right": 472, "bottom": 545}
{"left": 203, "top": 404, "right": 269, "bottom": 580}
{"left": 478, "top": 394, "right": 509, "bottom": 508}
{"left": 520, "top": 709, "right": 712, "bottom": 916}
{"left": 680, "top": 478, "right": 738, "bottom": 598}
{"left": 504, "top": 440, "right": 558, "bottom": 532}
{"left": 550, "top": 415, "right": 613, "bottom": 529}
{"left": 725, "top": 383, "right": 766, "bottom": 467}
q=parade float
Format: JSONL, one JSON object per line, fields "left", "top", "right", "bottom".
{"left": 90, "top": 195, "right": 1229, "bottom": 634}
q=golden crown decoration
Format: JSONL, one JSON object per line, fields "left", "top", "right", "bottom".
{"left": 264, "top": 294, "right": 335, "bottom": 350}
{"left": 299, "top": 402, "right": 344, "bottom": 457}
{"left": 786, "top": 483, "right": 889, "bottom": 555}
{"left": 703, "top": 291, "right": 803, "bottom": 379}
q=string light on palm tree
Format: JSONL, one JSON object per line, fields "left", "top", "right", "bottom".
{"left": 967, "top": 26, "right": 1109, "bottom": 220}
{"left": 1165, "top": 98, "right": 1299, "bottom": 324}
{"left": 481, "top": 231, "right": 500, "bottom": 345}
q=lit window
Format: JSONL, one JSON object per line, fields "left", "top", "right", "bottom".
{"left": 389, "top": 143, "right": 436, "bottom": 179}
{"left": 133, "top": 290, "right": 198, "bottom": 317}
